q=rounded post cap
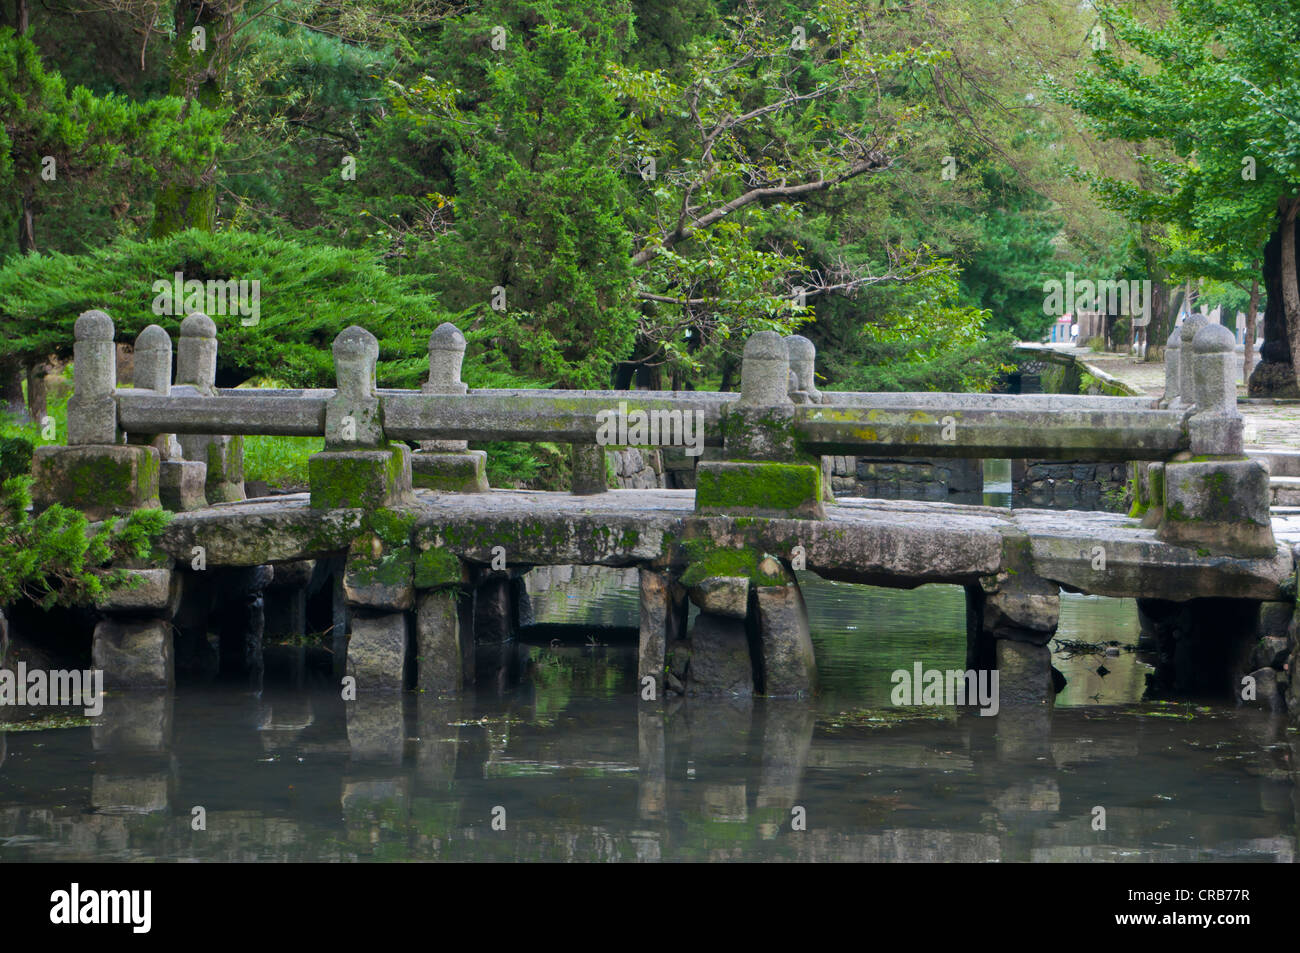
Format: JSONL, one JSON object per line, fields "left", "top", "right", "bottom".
{"left": 333, "top": 325, "right": 379, "bottom": 359}
{"left": 74, "top": 310, "right": 114, "bottom": 341}
{"left": 429, "top": 322, "right": 467, "bottom": 352}
{"left": 135, "top": 324, "right": 171, "bottom": 351}
{"left": 744, "top": 330, "right": 788, "bottom": 360}
{"left": 785, "top": 334, "right": 815, "bottom": 361}
{"left": 1192, "top": 322, "right": 1236, "bottom": 353}
{"left": 180, "top": 312, "right": 217, "bottom": 338}
{"left": 1166, "top": 326, "right": 1182, "bottom": 346}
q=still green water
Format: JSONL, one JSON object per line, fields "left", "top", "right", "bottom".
{"left": 0, "top": 570, "right": 1291, "bottom": 862}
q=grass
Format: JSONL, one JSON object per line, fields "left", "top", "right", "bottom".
{"left": 243, "top": 434, "right": 321, "bottom": 488}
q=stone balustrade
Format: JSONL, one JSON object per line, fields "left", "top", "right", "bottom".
{"left": 31, "top": 308, "right": 1269, "bottom": 553}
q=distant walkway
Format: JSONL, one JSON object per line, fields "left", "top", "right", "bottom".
{"left": 1079, "top": 351, "right": 1300, "bottom": 452}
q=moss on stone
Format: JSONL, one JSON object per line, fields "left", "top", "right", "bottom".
{"left": 695, "top": 462, "right": 822, "bottom": 516}
{"left": 680, "top": 538, "right": 789, "bottom": 587}
{"left": 413, "top": 546, "right": 463, "bottom": 590}
{"left": 309, "top": 445, "right": 405, "bottom": 509}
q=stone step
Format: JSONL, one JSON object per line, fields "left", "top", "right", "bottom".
{"left": 1251, "top": 449, "right": 1300, "bottom": 477}
{"left": 1269, "top": 476, "right": 1300, "bottom": 506}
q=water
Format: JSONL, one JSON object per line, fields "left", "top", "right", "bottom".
{"left": 0, "top": 572, "right": 1292, "bottom": 862}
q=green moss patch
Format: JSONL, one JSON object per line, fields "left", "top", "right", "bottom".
{"left": 695, "top": 461, "right": 823, "bottom": 518}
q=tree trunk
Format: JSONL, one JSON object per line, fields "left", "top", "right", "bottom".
{"left": 150, "top": 0, "right": 232, "bottom": 237}
{"left": 0, "top": 359, "right": 27, "bottom": 422}
{"left": 25, "top": 360, "right": 46, "bottom": 422}
{"left": 1246, "top": 274, "right": 1259, "bottom": 384}
{"left": 1280, "top": 197, "right": 1300, "bottom": 390}
{"left": 1249, "top": 213, "right": 1300, "bottom": 396}
{"left": 17, "top": 182, "right": 34, "bottom": 254}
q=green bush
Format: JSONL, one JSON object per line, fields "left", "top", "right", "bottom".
{"left": 0, "top": 476, "right": 171, "bottom": 610}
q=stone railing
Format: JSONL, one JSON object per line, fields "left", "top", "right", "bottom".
{"left": 31, "top": 309, "right": 1271, "bottom": 556}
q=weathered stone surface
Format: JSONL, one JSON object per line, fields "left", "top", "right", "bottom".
{"left": 93, "top": 617, "right": 174, "bottom": 689}
{"left": 1158, "top": 459, "right": 1275, "bottom": 557}
{"left": 91, "top": 692, "right": 172, "bottom": 752}
{"left": 91, "top": 774, "right": 172, "bottom": 814}
{"left": 148, "top": 488, "right": 1292, "bottom": 605}
{"left": 309, "top": 445, "right": 413, "bottom": 509}
{"left": 67, "top": 310, "right": 119, "bottom": 445}
{"left": 32, "top": 444, "right": 160, "bottom": 519}
{"left": 99, "top": 568, "right": 177, "bottom": 614}
{"left": 638, "top": 569, "right": 684, "bottom": 692}
{"left": 179, "top": 433, "right": 245, "bottom": 503}
{"left": 326, "top": 326, "right": 384, "bottom": 449}
{"left": 695, "top": 461, "right": 825, "bottom": 519}
{"left": 411, "top": 450, "right": 488, "bottom": 492}
{"left": 1242, "top": 666, "right": 1283, "bottom": 712}
{"left": 159, "top": 459, "right": 207, "bottom": 511}
{"left": 1249, "top": 635, "right": 1289, "bottom": 671}
{"left": 980, "top": 571, "right": 1060, "bottom": 644}
{"left": 1022, "top": 508, "right": 1290, "bottom": 601}
{"left": 161, "top": 496, "right": 366, "bottom": 565}
{"left": 571, "top": 443, "right": 608, "bottom": 495}
{"left": 995, "top": 639, "right": 1050, "bottom": 706}
{"left": 343, "top": 538, "right": 414, "bottom": 611}
{"left": 688, "top": 575, "right": 750, "bottom": 619}
{"left": 345, "top": 698, "right": 404, "bottom": 762}
{"left": 755, "top": 583, "right": 817, "bottom": 697}
{"left": 416, "top": 591, "right": 461, "bottom": 694}
{"left": 686, "top": 613, "right": 753, "bottom": 697}
{"left": 346, "top": 612, "right": 408, "bottom": 693}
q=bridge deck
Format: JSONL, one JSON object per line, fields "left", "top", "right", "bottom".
{"left": 156, "top": 489, "right": 1294, "bottom": 603}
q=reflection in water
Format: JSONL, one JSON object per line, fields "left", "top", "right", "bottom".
{"left": 0, "top": 574, "right": 1293, "bottom": 862}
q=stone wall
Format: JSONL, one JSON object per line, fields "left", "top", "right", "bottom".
{"left": 1011, "top": 459, "right": 1128, "bottom": 512}
{"left": 605, "top": 448, "right": 664, "bottom": 489}
{"left": 828, "top": 456, "right": 983, "bottom": 503}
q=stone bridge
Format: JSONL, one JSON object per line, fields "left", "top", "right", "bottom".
{"left": 25, "top": 310, "right": 1295, "bottom": 709}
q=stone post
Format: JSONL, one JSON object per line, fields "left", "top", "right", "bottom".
{"left": 787, "top": 333, "right": 836, "bottom": 503}
{"left": 976, "top": 569, "right": 1061, "bottom": 707}
{"left": 1189, "top": 323, "right": 1244, "bottom": 455}
{"left": 695, "top": 331, "right": 824, "bottom": 518}
{"left": 411, "top": 322, "right": 489, "bottom": 492}
{"left": 571, "top": 443, "right": 609, "bottom": 495}
{"left": 638, "top": 568, "right": 687, "bottom": 695}
{"left": 132, "top": 325, "right": 206, "bottom": 510}
{"left": 1162, "top": 325, "right": 1182, "bottom": 409}
{"left": 1176, "top": 313, "right": 1208, "bottom": 409}
{"left": 1158, "top": 321, "right": 1274, "bottom": 557}
{"left": 308, "top": 325, "right": 412, "bottom": 508}
{"left": 68, "top": 309, "right": 118, "bottom": 446}
{"left": 175, "top": 313, "right": 244, "bottom": 503}
{"left": 93, "top": 564, "right": 181, "bottom": 691}
{"left": 32, "top": 310, "right": 161, "bottom": 519}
